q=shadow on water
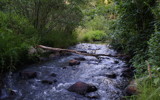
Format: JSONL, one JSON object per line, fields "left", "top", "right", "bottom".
{"left": 1, "top": 43, "right": 132, "bottom": 100}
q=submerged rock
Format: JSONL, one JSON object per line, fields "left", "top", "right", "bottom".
{"left": 41, "top": 80, "right": 53, "bottom": 85}
{"left": 105, "top": 73, "right": 117, "bottom": 79}
{"left": 114, "top": 60, "right": 119, "bottom": 64}
{"left": 74, "top": 57, "right": 86, "bottom": 61}
{"left": 85, "top": 92, "right": 100, "bottom": 99}
{"left": 68, "top": 81, "right": 97, "bottom": 95}
{"left": 41, "top": 79, "right": 57, "bottom": 85}
{"left": 69, "top": 60, "right": 80, "bottom": 66}
{"left": 9, "top": 89, "right": 17, "bottom": 96}
{"left": 49, "top": 53, "right": 59, "bottom": 58}
{"left": 50, "top": 73, "right": 57, "bottom": 77}
{"left": 19, "top": 71, "right": 37, "bottom": 79}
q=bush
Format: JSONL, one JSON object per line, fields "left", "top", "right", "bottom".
{"left": 81, "top": 30, "right": 106, "bottom": 42}
{"left": 148, "top": 32, "right": 160, "bottom": 66}
{"left": 40, "top": 30, "right": 77, "bottom": 48}
{"left": 111, "top": 0, "right": 155, "bottom": 54}
{"left": 0, "top": 11, "right": 38, "bottom": 71}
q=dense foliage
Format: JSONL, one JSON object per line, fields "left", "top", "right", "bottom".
{"left": 0, "top": 0, "right": 87, "bottom": 71}
{"left": 110, "top": 0, "right": 160, "bottom": 99}
{"left": 0, "top": 11, "right": 38, "bottom": 71}
{"left": 76, "top": 0, "right": 116, "bottom": 42}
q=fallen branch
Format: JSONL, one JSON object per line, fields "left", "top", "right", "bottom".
{"left": 37, "top": 45, "right": 118, "bottom": 58}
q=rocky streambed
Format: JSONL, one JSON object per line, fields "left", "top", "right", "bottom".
{"left": 0, "top": 43, "right": 133, "bottom": 100}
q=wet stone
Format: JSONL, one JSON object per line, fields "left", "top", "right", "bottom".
{"left": 69, "top": 60, "right": 80, "bottom": 66}
{"left": 50, "top": 73, "right": 57, "bottom": 77}
{"left": 85, "top": 92, "right": 100, "bottom": 99}
{"left": 125, "top": 80, "right": 138, "bottom": 96}
{"left": 19, "top": 71, "right": 37, "bottom": 79}
{"left": 53, "top": 79, "right": 57, "bottom": 83}
{"left": 68, "top": 81, "right": 97, "bottom": 95}
{"left": 105, "top": 73, "right": 117, "bottom": 79}
{"left": 114, "top": 60, "right": 119, "bottom": 64}
{"left": 62, "top": 67, "right": 67, "bottom": 69}
{"left": 41, "top": 80, "right": 53, "bottom": 85}
{"left": 74, "top": 57, "right": 86, "bottom": 61}
{"left": 9, "top": 90, "right": 17, "bottom": 96}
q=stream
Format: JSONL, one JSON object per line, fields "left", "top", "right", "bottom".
{"left": 0, "top": 43, "right": 132, "bottom": 100}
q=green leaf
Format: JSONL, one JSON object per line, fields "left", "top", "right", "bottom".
{"left": 154, "top": 78, "right": 160, "bottom": 85}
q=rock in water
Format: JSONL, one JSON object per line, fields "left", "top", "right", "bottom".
{"left": 50, "top": 73, "right": 57, "bottom": 77}
{"left": 68, "top": 81, "right": 97, "bottom": 95}
{"left": 19, "top": 71, "right": 37, "bottom": 79}
{"left": 69, "top": 60, "right": 80, "bottom": 66}
{"left": 41, "top": 80, "right": 53, "bottom": 85}
{"left": 74, "top": 57, "right": 86, "bottom": 61}
{"left": 105, "top": 73, "right": 117, "bottom": 79}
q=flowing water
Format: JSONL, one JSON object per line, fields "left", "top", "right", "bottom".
{"left": 1, "top": 43, "right": 131, "bottom": 100}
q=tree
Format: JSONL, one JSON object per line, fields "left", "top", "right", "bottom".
{"left": 7, "top": 0, "right": 87, "bottom": 34}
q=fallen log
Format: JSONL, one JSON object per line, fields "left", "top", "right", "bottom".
{"left": 37, "top": 45, "right": 118, "bottom": 58}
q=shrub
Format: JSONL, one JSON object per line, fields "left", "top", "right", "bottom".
{"left": 40, "top": 30, "right": 77, "bottom": 48}
{"left": 81, "top": 30, "right": 106, "bottom": 42}
{"left": 111, "top": 0, "right": 155, "bottom": 54}
{"left": 148, "top": 32, "right": 160, "bottom": 66}
{"left": 0, "top": 11, "right": 38, "bottom": 71}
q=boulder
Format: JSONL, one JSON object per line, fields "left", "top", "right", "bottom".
{"left": 41, "top": 79, "right": 57, "bottom": 85}
{"left": 49, "top": 54, "right": 56, "bottom": 58}
{"left": 49, "top": 52, "right": 60, "bottom": 58}
{"left": 9, "top": 89, "right": 17, "bottom": 96}
{"left": 28, "top": 47, "right": 37, "bottom": 55}
{"left": 53, "top": 79, "right": 57, "bottom": 83}
{"left": 68, "top": 81, "right": 97, "bottom": 95}
{"left": 74, "top": 57, "right": 86, "bottom": 61}
{"left": 50, "top": 73, "right": 57, "bottom": 77}
{"left": 125, "top": 80, "right": 138, "bottom": 96}
{"left": 19, "top": 71, "right": 37, "bottom": 79}
{"left": 105, "top": 73, "right": 117, "bottom": 79}
{"left": 38, "top": 57, "right": 48, "bottom": 62}
{"left": 41, "top": 80, "right": 53, "bottom": 85}
{"left": 114, "top": 60, "right": 119, "bottom": 64}
{"left": 69, "top": 60, "right": 80, "bottom": 66}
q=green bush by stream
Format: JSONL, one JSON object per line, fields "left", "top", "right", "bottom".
{"left": 0, "top": 11, "right": 38, "bottom": 71}
{"left": 110, "top": 0, "right": 160, "bottom": 99}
